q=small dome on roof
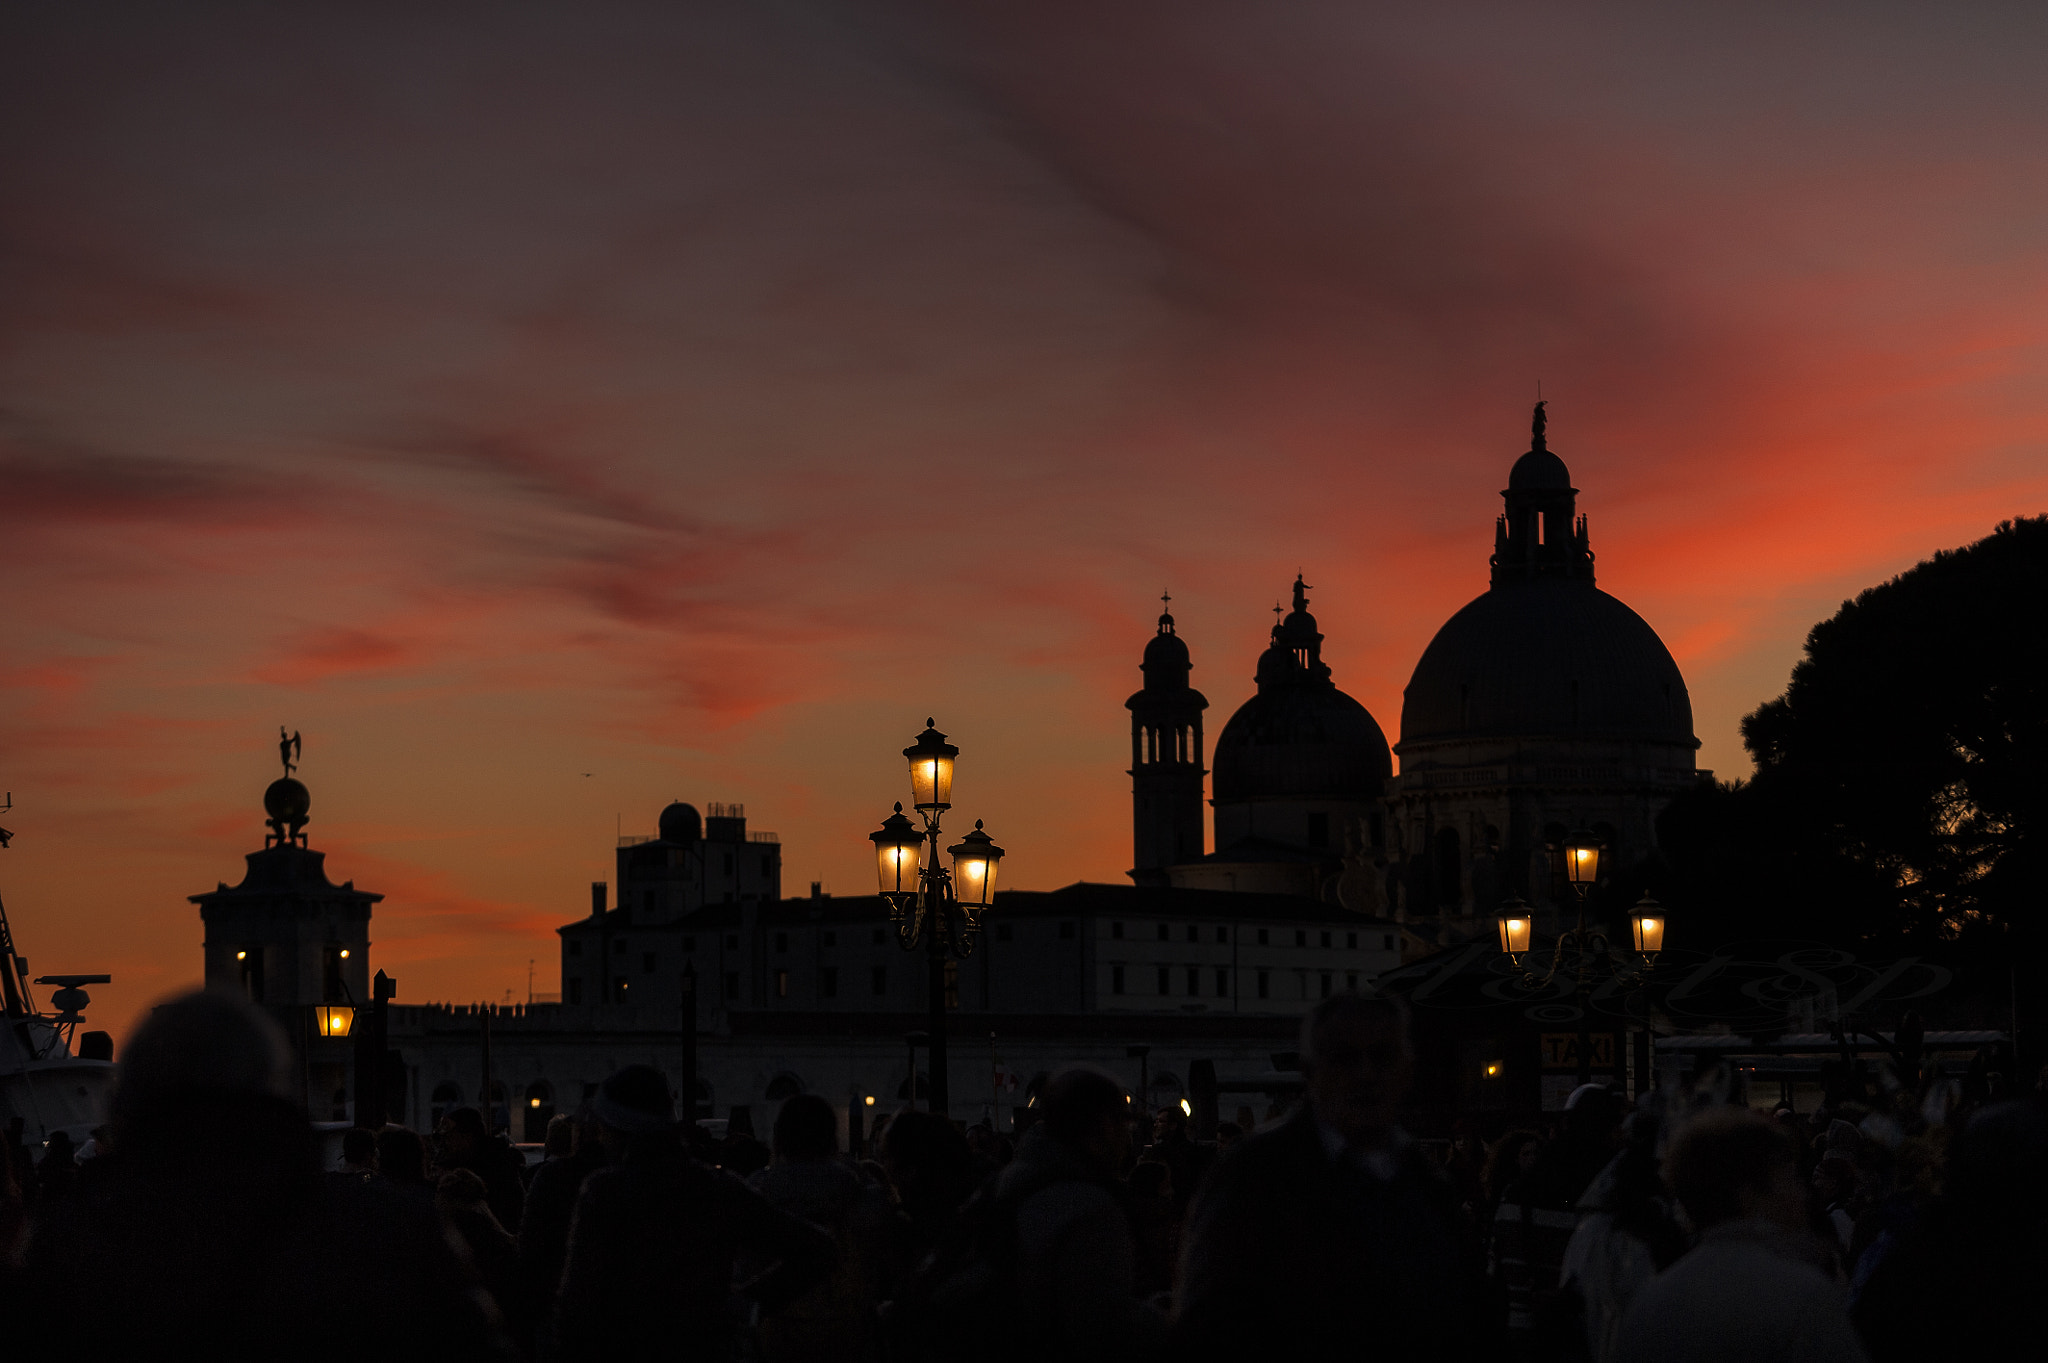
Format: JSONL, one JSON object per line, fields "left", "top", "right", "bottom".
{"left": 658, "top": 802, "right": 701, "bottom": 843}
{"left": 1508, "top": 447, "right": 1573, "bottom": 492}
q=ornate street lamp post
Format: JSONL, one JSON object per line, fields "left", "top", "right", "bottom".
{"left": 870, "top": 720, "right": 1005, "bottom": 1118}
{"left": 1496, "top": 830, "right": 1667, "bottom": 1088}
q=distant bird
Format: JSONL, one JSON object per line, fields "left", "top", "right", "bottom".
{"left": 582, "top": 772, "right": 592, "bottom": 777}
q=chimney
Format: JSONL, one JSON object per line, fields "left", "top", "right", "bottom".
{"left": 590, "top": 882, "right": 607, "bottom": 920}
{"left": 810, "top": 881, "right": 823, "bottom": 900}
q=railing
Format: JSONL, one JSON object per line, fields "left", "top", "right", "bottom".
{"left": 707, "top": 802, "right": 744, "bottom": 819}
{"left": 749, "top": 831, "right": 779, "bottom": 843}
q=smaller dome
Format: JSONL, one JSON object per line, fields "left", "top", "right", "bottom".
{"left": 1142, "top": 620, "right": 1191, "bottom": 678}
{"left": 658, "top": 802, "right": 701, "bottom": 843}
{"left": 263, "top": 777, "right": 310, "bottom": 825}
{"left": 1508, "top": 448, "right": 1573, "bottom": 491}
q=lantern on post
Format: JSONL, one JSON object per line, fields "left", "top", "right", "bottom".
{"left": 947, "top": 821, "right": 1005, "bottom": 917}
{"left": 1562, "top": 828, "right": 1602, "bottom": 893}
{"left": 903, "top": 720, "right": 958, "bottom": 812}
{"left": 870, "top": 805, "right": 923, "bottom": 901}
{"left": 314, "top": 1003, "right": 354, "bottom": 1038}
{"left": 1496, "top": 898, "right": 1533, "bottom": 963}
{"left": 1630, "top": 897, "right": 1666, "bottom": 959}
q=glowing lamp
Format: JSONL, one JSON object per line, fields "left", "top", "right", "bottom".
{"left": 235, "top": 951, "right": 247, "bottom": 961}
{"left": 1496, "top": 898, "right": 1533, "bottom": 958}
{"left": 947, "top": 821, "right": 1004, "bottom": 911}
{"left": 1178, "top": 1098, "right": 1192, "bottom": 1117}
{"left": 1563, "top": 829, "right": 1602, "bottom": 889}
{"left": 903, "top": 720, "right": 958, "bottom": 812}
{"left": 315, "top": 1004, "right": 354, "bottom": 1038}
{"left": 870, "top": 805, "right": 923, "bottom": 897}
{"left": 864, "top": 1095, "right": 875, "bottom": 1107}
{"left": 1631, "top": 898, "right": 1666, "bottom": 957}
{"left": 1484, "top": 1062, "right": 1502, "bottom": 1078}
{"left": 339, "top": 949, "right": 350, "bottom": 959}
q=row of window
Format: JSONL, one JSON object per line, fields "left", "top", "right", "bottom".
{"left": 1108, "top": 965, "right": 1365, "bottom": 999}
{"left": 572, "top": 924, "right": 1394, "bottom": 957}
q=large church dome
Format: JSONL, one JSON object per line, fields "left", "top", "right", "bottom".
{"left": 1213, "top": 576, "right": 1392, "bottom": 802}
{"left": 1398, "top": 402, "right": 1697, "bottom": 752}
{"left": 1400, "top": 579, "right": 1695, "bottom": 746}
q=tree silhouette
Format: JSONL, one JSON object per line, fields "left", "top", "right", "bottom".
{"left": 1659, "top": 517, "right": 2048, "bottom": 959}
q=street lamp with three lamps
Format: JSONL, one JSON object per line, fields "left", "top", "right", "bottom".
{"left": 870, "top": 719, "right": 1005, "bottom": 1117}
{"left": 1496, "top": 829, "right": 1668, "bottom": 1088}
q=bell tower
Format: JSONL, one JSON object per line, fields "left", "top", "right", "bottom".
{"left": 1126, "top": 596, "right": 1209, "bottom": 886}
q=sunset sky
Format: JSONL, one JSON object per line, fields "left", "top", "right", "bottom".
{"left": 5, "top": 2, "right": 2047, "bottom": 1033}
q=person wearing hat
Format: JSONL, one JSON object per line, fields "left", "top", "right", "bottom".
{"left": 551, "top": 1065, "right": 834, "bottom": 1361}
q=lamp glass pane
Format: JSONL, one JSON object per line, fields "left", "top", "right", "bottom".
{"left": 1497, "top": 914, "right": 1531, "bottom": 955}
{"left": 1633, "top": 915, "right": 1665, "bottom": 954}
{"left": 953, "top": 849, "right": 998, "bottom": 908}
{"left": 909, "top": 753, "right": 954, "bottom": 810}
{"left": 875, "top": 838, "right": 920, "bottom": 896}
{"left": 1565, "top": 836, "right": 1600, "bottom": 886}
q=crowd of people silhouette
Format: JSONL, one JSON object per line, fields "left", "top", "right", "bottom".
{"left": 1, "top": 989, "right": 2041, "bottom": 1361}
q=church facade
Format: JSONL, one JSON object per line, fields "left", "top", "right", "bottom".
{"left": 1121, "top": 404, "right": 1702, "bottom": 946}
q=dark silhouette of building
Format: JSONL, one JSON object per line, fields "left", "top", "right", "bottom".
{"left": 1388, "top": 405, "right": 1701, "bottom": 942}
{"left": 1151, "top": 575, "right": 1394, "bottom": 908}
{"left": 1127, "top": 599, "right": 1209, "bottom": 886}
{"left": 191, "top": 769, "right": 380, "bottom": 1120}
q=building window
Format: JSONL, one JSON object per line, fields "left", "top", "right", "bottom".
{"left": 774, "top": 933, "right": 788, "bottom": 953}
{"left": 820, "top": 967, "right": 838, "bottom": 998}
{"left": 613, "top": 939, "right": 627, "bottom": 954}
{"left": 1257, "top": 929, "right": 1269, "bottom": 946}
{"left": 613, "top": 978, "right": 630, "bottom": 1003}
{"left": 724, "top": 972, "right": 740, "bottom": 999}
{"left": 775, "top": 970, "right": 789, "bottom": 998}
{"left": 567, "top": 940, "right": 583, "bottom": 957}
{"left": 1346, "top": 972, "right": 1358, "bottom": 991}
{"left": 1346, "top": 932, "right": 1357, "bottom": 950}
{"left": 1320, "top": 931, "right": 1332, "bottom": 948}
{"left": 1059, "top": 921, "right": 1075, "bottom": 940}
{"left": 996, "top": 924, "right": 1013, "bottom": 942}
{"left": 642, "top": 889, "right": 656, "bottom": 914}
{"left": 1156, "top": 967, "right": 1170, "bottom": 995}
{"left": 760, "top": 855, "right": 771, "bottom": 875}
{"left": 1112, "top": 966, "right": 1126, "bottom": 995}
{"left": 1216, "top": 968, "right": 1229, "bottom": 996}
{"left": 1319, "top": 972, "right": 1332, "bottom": 998}
{"left": 871, "top": 965, "right": 887, "bottom": 995}
{"left": 724, "top": 935, "right": 738, "bottom": 949}
{"left": 723, "top": 853, "right": 735, "bottom": 876}
{"left": 1186, "top": 925, "right": 1198, "bottom": 943}
{"left": 1295, "top": 930, "right": 1306, "bottom": 947}
{"left": 1216, "top": 926, "right": 1228, "bottom": 944}
{"left": 1157, "top": 923, "right": 1170, "bottom": 941}
{"left": 823, "top": 931, "right": 836, "bottom": 947}
{"left": 1257, "top": 970, "right": 1270, "bottom": 999}
{"left": 1308, "top": 811, "right": 1329, "bottom": 848}
{"left": 642, "top": 952, "right": 656, "bottom": 974}
{"left": 1186, "top": 967, "right": 1200, "bottom": 997}
{"left": 1384, "top": 935, "right": 1395, "bottom": 951}
{"left": 566, "top": 978, "right": 583, "bottom": 1004}
{"left": 1112, "top": 921, "right": 1124, "bottom": 939}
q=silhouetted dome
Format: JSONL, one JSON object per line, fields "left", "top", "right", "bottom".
{"left": 263, "top": 777, "right": 310, "bottom": 825}
{"left": 1508, "top": 447, "right": 1573, "bottom": 491}
{"left": 1142, "top": 622, "right": 1191, "bottom": 681}
{"left": 658, "top": 802, "right": 701, "bottom": 842}
{"left": 1214, "top": 687, "right": 1392, "bottom": 802}
{"left": 1400, "top": 578, "right": 1696, "bottom": 747}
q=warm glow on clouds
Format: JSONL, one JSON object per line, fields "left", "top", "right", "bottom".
{"left": 4, "top": 2, "right": 2047, "bottom": 1033}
